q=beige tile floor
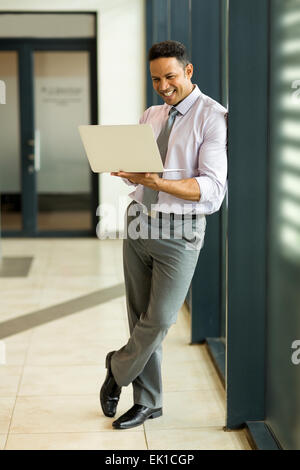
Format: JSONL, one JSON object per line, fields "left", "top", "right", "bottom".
{"left": 0, "top": 238, "right": 252, "bottom": 450}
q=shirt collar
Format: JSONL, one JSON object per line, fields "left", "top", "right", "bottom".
{"left": 170, "top": 84, "right": 201, "bottom": 116}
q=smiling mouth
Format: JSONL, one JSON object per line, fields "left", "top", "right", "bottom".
{"left": 161, "top": 89, "right": 176, "bottom": 97}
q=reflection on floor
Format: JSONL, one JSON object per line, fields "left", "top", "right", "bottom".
{"left": 0, "top": 238, "right": 252, "bottom": 450}
{"left": 1, "top": 212, "right": 91, "bottom": 231}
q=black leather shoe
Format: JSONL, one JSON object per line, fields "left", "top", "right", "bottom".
{"left": 112, "top": 404, "right": 162, "bottom": 429}
{"left": 100, "top": 351, "right": 122, "bottom": 417}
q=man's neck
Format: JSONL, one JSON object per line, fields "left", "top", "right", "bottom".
{"left": 174, "top": 83, "right": 195, "bottom": 106}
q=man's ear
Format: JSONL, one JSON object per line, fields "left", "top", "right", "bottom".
{"left": 185, "top": 63, "right": 193, "bottom": 80}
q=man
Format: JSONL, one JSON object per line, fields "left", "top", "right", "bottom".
{"left": 100, "top": 40, "right": 227, "bottom": 430}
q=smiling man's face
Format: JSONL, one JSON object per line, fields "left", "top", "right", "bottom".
{"left": 150, "top": 56, "right": 194, "bottom": 106}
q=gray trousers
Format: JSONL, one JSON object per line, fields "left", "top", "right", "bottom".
{"left": 111, "top": 201, "right": 206, "bottom": 408}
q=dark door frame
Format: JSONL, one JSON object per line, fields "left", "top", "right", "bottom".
{"left": 0, "top": 36, "right": 98, "bottom": 238}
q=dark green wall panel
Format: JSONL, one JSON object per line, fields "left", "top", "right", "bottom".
{"left": 191, "top": 0, "right": 221, "bottom": 101}
{"left": 170, "top": 0, "right": 191, "bottom": 56}
{"left": 227, "top": 0, "right": 269, "bottom": 428}
{"left": 266, "top": 0, "right": 300, "bottom": 450}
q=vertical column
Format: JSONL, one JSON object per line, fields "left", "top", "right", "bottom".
{"left": 226, "top": 0, "right": 269, "bottom": 428}
{"left": 189, "top": 0, "right": 223, "bottom": 344}
{"left": 219, "top": 0, "right": 229, "bottom": 341}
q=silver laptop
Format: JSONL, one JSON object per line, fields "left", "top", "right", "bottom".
{"left": 78, "top": 124, "right": 165, "bottom": 173}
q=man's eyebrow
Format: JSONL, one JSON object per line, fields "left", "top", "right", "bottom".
{"left": 151, "top": 72, "right": 177, "bottom": 78}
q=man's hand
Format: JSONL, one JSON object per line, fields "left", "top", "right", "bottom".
{"left": 111, "top": 171, "right": 201, "bottom": 201}
{"left": 111, "top": 171, "right": 160, "bottom": 190}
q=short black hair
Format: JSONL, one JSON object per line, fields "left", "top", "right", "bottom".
{"left": 148, "top": 40, "right": 190, "bottom": 68}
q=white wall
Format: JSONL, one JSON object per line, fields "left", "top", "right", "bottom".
{"left": 0, "top": 0, "right": 147, "bottom": 236}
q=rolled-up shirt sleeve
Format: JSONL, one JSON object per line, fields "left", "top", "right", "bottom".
{"left": 194, "top": 110, "right": 228, "bottom": 213}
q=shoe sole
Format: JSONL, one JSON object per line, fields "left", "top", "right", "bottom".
{"left": 149, "top": 409, "right": 163, "bottom": 419}
{"left": 112, "top": 409, "right": 163, "bottom": 430}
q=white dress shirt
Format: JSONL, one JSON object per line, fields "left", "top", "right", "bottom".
{"left": 124, "top": 84, "right": 228, "bottom": 215}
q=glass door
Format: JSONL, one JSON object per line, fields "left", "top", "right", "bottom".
{"left": 0, "top": 50, "right": 22, "bottom": 231}
{"left": 34, "top": 50, "right": 92, "bottom": 231}
{"left": 0, "top": 40, "right": 97, "bottom": 237}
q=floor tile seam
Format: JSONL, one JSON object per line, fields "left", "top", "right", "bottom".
{"left": 7, "top": 429, "right": 146, "bottom": 435}
{"left": 19, "top": 364, "right": 112, "bottom": 369}
{"left": 4, "top": 329, "right": 37, "bottom": 446}
{"left": 25, "top": 341, "right": 128, "bottom": 346}
{"left": 11, "top": 372, "right": 223, "bottom": 380}
{"left": 142, "top": 424, "right": 150, "bottom": 450}
{"left": 145, "top": 425, "right": 237, "bottom": 432}
{"left": 162, "top": 363, "right": 219, "bottom": 371}
{"left": 25, "top": 343, "right": 128, "bottom": 351}
{"left": 6, "top": 393, "right": 133, "bottom": 398}
{"left": 157, "top": 388, "right": 225, "bottom": 395}
{"left": 162, "top": 358, "right": 222, "bottom": 366}
{"left": 162, "top": 372, "right": 225, "bottom": 385}
{"left": 3, "top": 428, "right": 143, "bottom": 435}
{"left": 144, "top": 424, "right": 228, "bottom": 432}
{"left": 26, "top": 334, "right": 124, "bottom": 345}
{"left": 160, "top": 390, "right": 226, "bottom": 402}
{"left": 10, "top": 393, "right": 103, "bottom": 397}
{"left": 159, "top": 386, "right": 225, "bottom": 393}
{"left": 29, "top": 327, "right": 128, "bottom": 334}
{"left": 144, "top": 427, "right": 252, "bottom": 449}
{"left": 2, "top": 386, "right": 224, "bottom": 397}
{"left": 0, "top": 371, "right": 224, "bottom": 381}
{"left": 22, "top": 363, "right": 120, "bottom": 367}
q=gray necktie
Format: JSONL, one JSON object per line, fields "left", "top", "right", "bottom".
{"left": 142, "top": 106, "right": 179, "bottom": 213}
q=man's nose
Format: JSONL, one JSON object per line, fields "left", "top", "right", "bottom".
{"left": 159, "top": 79, "right": 169, "bottom": 91}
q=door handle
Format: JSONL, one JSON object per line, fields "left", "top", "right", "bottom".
{"left": 34, "top": 129, "right": 41, "bottom": 172}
